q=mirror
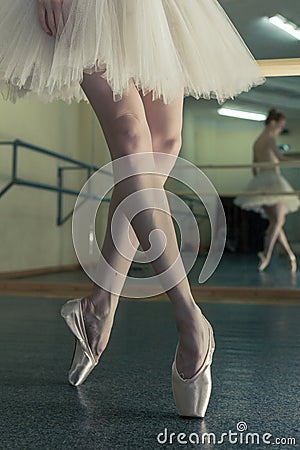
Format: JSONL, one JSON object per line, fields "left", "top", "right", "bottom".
{"left": 176, "top": 76, "right": 300, "bottom": 291}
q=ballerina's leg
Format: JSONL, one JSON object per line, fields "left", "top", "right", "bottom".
{"left": 78, "top": 71, "right": 209, "bottom": 378}
{"left": 259, "top": 203, "right": 286, "bottom": 270}
{"left": 277, "top": 229, "right": 297, "bottom": 272}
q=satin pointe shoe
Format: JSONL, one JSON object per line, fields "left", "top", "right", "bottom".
{"left": 257, "top": 251, "right": 269, "bottom": 272}
{"left": 288, "top": 254, "right": 297, "bottom": 273}
{"left": 171, "top": 315, "right": 215, "bottom": 418}
{"left": 60, "top": 298, "right": 98, "bottom": 386}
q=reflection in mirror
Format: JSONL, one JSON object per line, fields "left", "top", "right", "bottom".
{"left": 178, "top": 76, "right": 300, "bottom": 289}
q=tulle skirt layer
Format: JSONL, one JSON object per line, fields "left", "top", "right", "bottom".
{"left": 234, "top": 170, "right": 300, "bottom": 219}
{"left": 0, "top": 0, "right": 265, "bottom": 104}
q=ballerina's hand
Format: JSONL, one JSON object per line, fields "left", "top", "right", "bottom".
{"left": 37, "top": 0, "right": 71, "bottom": 38}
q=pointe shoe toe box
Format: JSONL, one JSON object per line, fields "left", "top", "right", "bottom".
{"left": 61, "top": 298, "right": 98, "bottom": 386}
{"left": 172, "top": 359, "right": 213, "bottom": 418}
{"left": 171, "top": 318, "right": 215, "bottom": 418}
{"left": 68, "top": 337, "right": 98, "bottom": 386}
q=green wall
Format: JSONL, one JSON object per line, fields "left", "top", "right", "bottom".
{"left": 0, "top": 95, "right": 299, "bottom": 272}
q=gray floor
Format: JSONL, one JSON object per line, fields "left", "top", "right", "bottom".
{"left": 0, "top": 296, "right": 299, "bottom": 449}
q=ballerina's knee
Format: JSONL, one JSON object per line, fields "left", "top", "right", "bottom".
{"left": 109, "top": 113, "right": 152, "bottom": 157}
{"left": 152, "top": 135, "right": 182, "bottom": 155}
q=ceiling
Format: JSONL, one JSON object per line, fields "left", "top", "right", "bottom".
{"left": 219, "top": 0, "right": 300, "bottom": 59}
{"left": 188, "top": 0, "right": 300, "bottom": 119}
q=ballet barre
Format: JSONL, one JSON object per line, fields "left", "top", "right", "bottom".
{"left": 169, "top": 161, "right": 300, "bottom": 198}
{"left": 175, "top": 190, "right": 300, "bottom": 198}
{"left": 257, "top": 58, "right": 300, "bottom": 77}
{"left": 195, "top": 160, "right": 300, "bottom": 170}
{"left": 168, "top": 159, "right": 300, "bottom": 171}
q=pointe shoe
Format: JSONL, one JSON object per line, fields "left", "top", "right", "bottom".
{"left": 257, "top": 251, "right": 269, "bottom": 272}
{"left": 60, "top": 298, "right": 98, "bottom": 386}
{"left": 171, "top": 316, "right": 215, "bottom": 418}
{"left": 288, "top": 254, "right": 297, "bottom": 273}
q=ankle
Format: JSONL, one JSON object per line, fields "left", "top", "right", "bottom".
{"left": 83, "top": 292, "right": 119, "bottom": 319}
{"left": 173, "top": 301, "right": 203, "bottom": 334}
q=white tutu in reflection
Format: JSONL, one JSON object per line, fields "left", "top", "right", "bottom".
{"left": 234, "top": 168, "right": 300, "bottom": 219}
{"left": 0, "top": 0, "right": 265, "bottom": 104}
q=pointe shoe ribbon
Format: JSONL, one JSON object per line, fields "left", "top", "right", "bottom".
{"left": 171, "top": 316, "right": 215, "bottom": 418}
{"left": 61, "top": 298, "right": 98, "bottom": 386}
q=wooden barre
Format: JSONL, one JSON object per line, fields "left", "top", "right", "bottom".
{"left": 256, "top": 58, "right": 300, "bottom": 77}
{"left": 195, "top": 160, "right": 300, "bottom": 169}
{"left": 168, "top": 159, "right": 300, "bottom": 171}
{"left": 175, "top": 190, "right": 300, "bottom": 198}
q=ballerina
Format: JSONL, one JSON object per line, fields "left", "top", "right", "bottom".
{"left": 0, "top": 0, "right": 265, "bottom": 417}
{"left": 234, "top": 109, "right": 300, "bottom": 273}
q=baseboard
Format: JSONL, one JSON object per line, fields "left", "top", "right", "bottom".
{"left": 0, "top": 281, "right": 299, "bottom": 304}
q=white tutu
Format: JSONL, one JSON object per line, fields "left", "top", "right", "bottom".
{"left": 0, "top": 0, "right": 265, "bottom": 104}
{"left": 234, "top": 168, "right": 300, "bottom": 219}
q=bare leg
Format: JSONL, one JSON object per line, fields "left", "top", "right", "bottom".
{"left": 138, "top": 92, "right": 210, "bottom": 378}
{"left": 261, "top": 220, "right": 296, "bottom": 272}
{"left": 258, "top": 203, "right": 286, "bottom": 271}
{"left": 79, "top": 72, "right": 209, "bottom": 378}
{"left": 277, "top": 229, "right": 295, "bottom": 258}
{"left": 277, "top": 229, "right": 297, "bottom": 272}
